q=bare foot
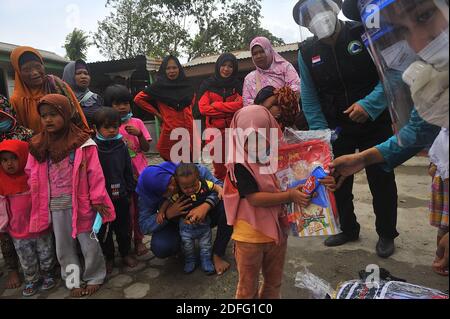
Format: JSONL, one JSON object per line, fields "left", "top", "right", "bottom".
{"left": 70, "top": 287, "right": 86, "bottom": 298}
{"left": 135, "top": 242, "right": 149, "bottom": 256}
{"left": 6, "top": 271, "right": 21, "bottom": 289}
{"left": 213, "top": 255, "right": 230, "bottom": 276}
{"left": 85, "top": 284, "right": 101, "bottom": 296}
{"left": 123, "top": 255, "right": 138, "bottom": 268}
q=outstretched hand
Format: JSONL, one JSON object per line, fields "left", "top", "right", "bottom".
{"left": 330, "top": 153, "right": 366, "bottom": 189}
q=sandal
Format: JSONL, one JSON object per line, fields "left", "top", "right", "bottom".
{"left": 41, "top": 276, "right": 57, "bottom": 291}
{"left": 22, "top": 282, "right": 40, "bottom": 297}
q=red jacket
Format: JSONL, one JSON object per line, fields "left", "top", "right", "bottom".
{"left": 198, "top": 90, "right": 243, "bottom": 133}
{"left": 134, "top": 91, "right": 195, "bottom": 161}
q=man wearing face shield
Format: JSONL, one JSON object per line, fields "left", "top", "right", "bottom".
{"left": 332, "top": 0, "right": 447, "bottom": 271}
{"left": 293, "top": 0, "right": 399, "bottom": 257}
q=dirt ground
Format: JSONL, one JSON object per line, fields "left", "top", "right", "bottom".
{"left": 0, "top": 156, "right": 448, "bottom": 299}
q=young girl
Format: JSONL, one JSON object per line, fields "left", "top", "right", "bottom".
{"left": 198, "top": 53, "right": 243, "bottom": 181}
{"left": 254, "top": 86, "right": 309, "bottom": 131}
{"left": 134, "top": 55, "right": 196, "bottom": 162}
{"left": 27, "top": 94, "right": 115, "bottom": 297}
{"left": 224, "top": 105, "right": 335, "bottom": 299}
{"left": 0, "top": 94, "right": 33, "bottom": 290}
{"left": 104, "top": 84, "right": 152, "bottom": 257}
{"left": 0, "top": 140, "right": 56, "bottom": 297}
{"left": 93, "top": 107, "right": 139, "bottom": 273}
{"left": 428, "top": 128, "right": 449, "bottom": 276}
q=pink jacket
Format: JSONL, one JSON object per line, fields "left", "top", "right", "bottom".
{"left": 26, "top": 139, "right": 116, "bottom": 238}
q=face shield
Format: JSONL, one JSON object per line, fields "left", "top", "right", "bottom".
{"left": 296, "top": 0, "right": 342, "bottom": 39}
{"left": 358, "top": 0, "right": 449, "bottom": 140}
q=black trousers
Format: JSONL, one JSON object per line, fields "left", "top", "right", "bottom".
{"left": 98, "top": 197, "right": 132, "bottom": 260}
{"left": 333, "top": 123, "right": 399, "bottom": 240}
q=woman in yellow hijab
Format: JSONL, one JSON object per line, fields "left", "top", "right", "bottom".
{"left": 10, "top": 46, "right": 88, "bottom": 133}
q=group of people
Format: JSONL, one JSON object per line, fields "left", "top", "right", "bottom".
{"left": 0, "top": 0, "right": 448, "bottom": 300}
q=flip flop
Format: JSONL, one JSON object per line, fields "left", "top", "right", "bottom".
{"left": 433, "top": 265, "right": 449, "bottom": 276}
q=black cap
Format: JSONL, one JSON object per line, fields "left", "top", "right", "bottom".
{"left": 293, "top": 0, "right": 343, "bottom": 25}
{"left": 342, "top": 0, "right": 362, "bottom": 22}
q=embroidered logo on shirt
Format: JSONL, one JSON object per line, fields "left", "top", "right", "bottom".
{"left": 348, "top": 41, "right": 363, "bottom": 55}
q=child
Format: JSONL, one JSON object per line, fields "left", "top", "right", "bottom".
{"left": 254, "top": 86, "right": 309, "bottom": 131}
{"left": 93, "top": 107, "right": 139, "bottom": 273}
{"left": 157, "top": 163, "right": 223, "bottom": 274}
{"left": 104, "top": 84, "right": 151, "bottom": 257}
{"left": 223, "top": 105, "right": 335, "bottom": 299}
{"left": 0, "top": 94, "right": 33, "bottom": 290}
{"left": 27, "top": 94, "right": 116, "bottom": 297}
{"left": 198, "top": 53, "right": 243, "bottom": 181}
{"left": 428, "top": 128, "right": 449, "bottom": 276}
{"left": 0, "top": 140, "right": 56, "bottom": 297}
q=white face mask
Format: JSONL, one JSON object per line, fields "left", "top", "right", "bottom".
{"left": 381, "top": 40, "right": 418, "bottom": 72}
{"left": 418, "top": 28, "right": 449, "bottom": 71}
{"left": 309, "top": 11, "right": 337, "bottom": 40}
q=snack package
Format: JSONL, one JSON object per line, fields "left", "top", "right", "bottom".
{"left": 277, "top": 136, "right": 341, "bottom": 237}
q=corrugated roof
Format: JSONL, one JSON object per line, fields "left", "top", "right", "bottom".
{"left": 0, "top": 42, "right": 68, "bottom": 64}
{"left": 184, "top": 42, "right": 300, "bottom": 68}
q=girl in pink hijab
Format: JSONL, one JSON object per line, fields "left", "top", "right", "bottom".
{"left": 223, "top": 105, "right": 314, "bottom": 299}
{"left": 243, "top": 37, "right": 301, "bottom": 106}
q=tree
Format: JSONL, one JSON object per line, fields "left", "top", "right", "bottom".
{"left": 64, "top": 28, "right": 91, "bottom": 61}
{"left": 94, "top": 0, "right": 285, "bottom": 60}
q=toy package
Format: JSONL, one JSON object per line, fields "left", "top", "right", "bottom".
{"left": 277, "top": 132, "right": 341, "bottom": 237}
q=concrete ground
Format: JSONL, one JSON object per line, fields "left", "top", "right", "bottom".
{"left": 0, "top": 156, "right": 448, "bottom": 299}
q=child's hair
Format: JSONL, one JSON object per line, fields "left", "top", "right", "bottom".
{"left": 175, "top": 163, "right": 200, "bottom": 179}
{"left": 103, "top": 84, "right": 132, "bottom": 107}
{"left": 254, "top": 86, "right": 276, "bottom": 105}
{"left": 92, "top": 107, "right": 121, "bottom": 129}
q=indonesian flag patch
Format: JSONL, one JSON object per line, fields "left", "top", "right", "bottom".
{"left": 312, "top": 55, "right": 322, "bottom": 64}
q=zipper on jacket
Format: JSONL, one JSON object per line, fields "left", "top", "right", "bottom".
{"left": 332, "top": 46, "right": 350, "bottom": 107}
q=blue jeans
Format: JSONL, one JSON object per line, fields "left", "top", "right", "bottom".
{"left": 179, "top": 219, "right": 212, "bottom": 264}
{"left": 150, "top": 202, "right": 232, "bottom": 259}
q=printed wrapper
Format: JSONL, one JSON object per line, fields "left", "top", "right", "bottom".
{"left": 276, "top": 139, "right": 341, "bottom": 238}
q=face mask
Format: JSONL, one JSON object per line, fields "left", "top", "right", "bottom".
{"left": 418, "top": 28, "right": 449, "bottom": 71}
{"left": 96, "top": 133, "right": 123, "bottom": 141}
{"left": 309, "top": 11, "right": 337, "bottom": 40}
{"left": 0, "top": 119, "right": 13, "bottom": 133}
{"left": 90, "top": 213, "right": 103, "bottom": 242}
{"left": 121, "top": 112, "right": 133, "bottom": 123}
{"left": 381, "top": 40, "right": 418, "bottom": 72}
{"left": 247, "top": 143, "right": 271, "bottom": 164}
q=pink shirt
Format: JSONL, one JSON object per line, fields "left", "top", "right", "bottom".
{"left": 49, "top": 156, "right": 73, "bottom": 198}
{"left": 119, "top": 117, "right": 152, "bottom": 179}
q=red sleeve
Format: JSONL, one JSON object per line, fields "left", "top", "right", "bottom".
{"left": 199, "top": 92, "right": 243, "bottom": 117}
{"left": 134, "top": 91, "right": 160, "bottom": 116}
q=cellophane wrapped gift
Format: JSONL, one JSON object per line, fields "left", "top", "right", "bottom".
{"left": 277, "top": 130, "right": 341, "bottom": 237}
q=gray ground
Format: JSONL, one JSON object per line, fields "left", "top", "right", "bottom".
{"left": 0, "top": 156, "right": 448, "bottom": 299}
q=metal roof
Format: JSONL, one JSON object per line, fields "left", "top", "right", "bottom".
{"left": 184, "top": 42, "right": 300, "bottom": 68}
{"left": 0, "top": 42, "right": 68, "bottom": 64}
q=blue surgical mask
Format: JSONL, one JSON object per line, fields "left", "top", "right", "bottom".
{"left": 0, "top": 119, "right": 13, "bottom": 133}
{"left": 121, "top": 112, "right": 133, "bottom": 123}
{"left": 90, "top": 213, "right": 103, "bottom": 242}
{"left": 96, "top": 133, "right": 123, "bottom": 141}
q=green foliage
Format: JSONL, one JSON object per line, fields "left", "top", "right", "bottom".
{"left": 64, "top": 28, "right": 91, "bottom": 61}
{"left": 94, "top": 0, "right": 285, "bottom": 60}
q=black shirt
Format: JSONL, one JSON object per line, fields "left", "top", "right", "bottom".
{"left": 234, "top": 164, "right": 259, "bottom": 198}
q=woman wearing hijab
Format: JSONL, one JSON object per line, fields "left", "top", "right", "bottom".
{"left": 198, "top": 53, "right": 243, "bottom": 180}
{"left": 243, "top": 37, "right": 301, "bottom": 106}
{"left": 9, "top": 47, "right": 89, "bottom": 134}
{"left": 134, "top": 55, "right": 196, "bottom": 161}
{"left": 137, "top": 162, "right": 233, "bottom": 275}
{"left": 62, "top": 60, "right": 103, "bottom": 126}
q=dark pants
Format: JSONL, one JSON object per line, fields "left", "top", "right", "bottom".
{"left": 98, "top": 197, "right": 132, "bottom": 260}
{"left": 333, "top": 124, "right": 399, "bottom": 240}
{"left": 151, "top": 201, "right": 232, "bottom": 259}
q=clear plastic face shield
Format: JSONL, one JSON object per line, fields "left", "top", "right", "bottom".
{"left": 358, "top": 0, "right": 449, "bottom": 143}
{"left": 297, "top": 0, "right": 342, "bottom": 40}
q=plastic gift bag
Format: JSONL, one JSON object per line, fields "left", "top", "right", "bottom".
{"left": 277, "top": 131, "right": 341, "bottom": 237}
